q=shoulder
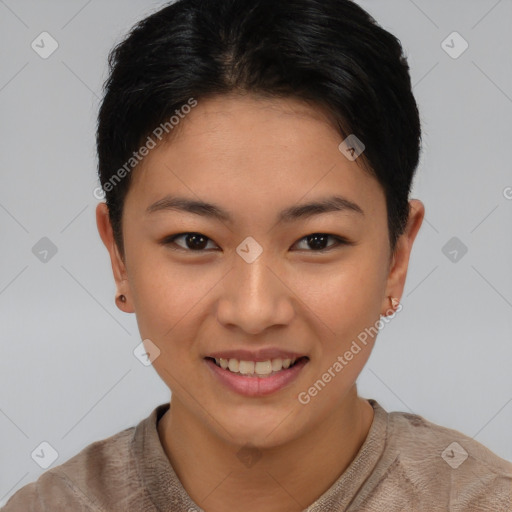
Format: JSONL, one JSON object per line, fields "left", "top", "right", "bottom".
{"left": 1, "top": 424, "right": 140, "bottom": 511}
{"left": 382, "top": 407, "right": 512, "bottom": 510}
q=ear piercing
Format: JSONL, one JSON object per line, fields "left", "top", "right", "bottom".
{"left": 381, "top": 296, "right": 400, "bottom": 317}
{"left": 389, "top": 296, "right": 400, "bottom": 310}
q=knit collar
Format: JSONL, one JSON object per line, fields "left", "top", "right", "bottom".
{"left": 132, "top": 399, "right": 391, "bottom": 512}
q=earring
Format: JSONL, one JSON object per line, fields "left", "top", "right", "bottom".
{"left": 389, "top": 296, "right": 400, "bottom": 310}
{"left": 116, "top": 294, "right": 126, "bottom": 303}
{"left": 381, "top": 296, "right": 400, "bottom": 317}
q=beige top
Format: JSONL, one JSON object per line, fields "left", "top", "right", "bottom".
{"left": 2, "top": 399, "right": 511, "bottom": 511}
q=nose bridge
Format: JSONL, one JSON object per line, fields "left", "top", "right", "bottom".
{"left": 239, "top": 250, "right": 275, "bottom": 299}
{"left": 236, "top": 248, "right": 280, "bottom": 310}
{"left": 217, "top": 246, "right": 293, "bottom": 333}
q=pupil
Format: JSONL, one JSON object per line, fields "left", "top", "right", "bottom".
{"left": 308, "top": 234, "right": 328, "bottom": 250}
{"left": 187, "top": 233, "right": 207, "bottom": 250}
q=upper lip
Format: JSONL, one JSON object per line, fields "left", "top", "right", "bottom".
{"left": 205, "top": 348, "right": 308, "bottom": 362}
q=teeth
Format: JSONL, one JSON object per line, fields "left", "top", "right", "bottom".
{"left": 228, "top": 358, "right": 239, "bottom": 372}
{"left": 271, "top": 358, "right": 283, "bottom": 371}
{"left": 254, "top": 361, "right": 272, "bottom": 375}
{"left": 239, "top": 360, "right": 255, "bottom": 374}
{"left": 213, "top": 356, "right": 299, "bottom": 376}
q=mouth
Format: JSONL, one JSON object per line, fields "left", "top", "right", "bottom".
{"left": 204, "top": 356, "right": 309, "bottom": 378}
{"left": 203, "top": 355, "right": 310, "bottom": 397}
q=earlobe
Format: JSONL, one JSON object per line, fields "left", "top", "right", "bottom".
{"left": 115, "top": 293, "right": 132, "bottom": 313}
{"left": 380, "top": 295, "right": 401, "bottom": 317}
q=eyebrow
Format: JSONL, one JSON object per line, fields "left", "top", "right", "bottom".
{"left": 145, "top": 194, "right": 365, "bottom": 223}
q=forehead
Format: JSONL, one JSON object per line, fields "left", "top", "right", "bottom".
{"left": 125, "top": 94, "right": 384, "bottom": 223}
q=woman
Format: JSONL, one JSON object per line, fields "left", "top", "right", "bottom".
{"left": 3, "top": 0, "right": 511, "bottom": 510}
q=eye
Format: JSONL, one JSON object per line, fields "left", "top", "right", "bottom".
{"left": 162, "top": 232, "right": 219, "bottom": 251}
{"left": 161, "top": 232, "right": 351, "bottom": 253}
{"left": 292, "top": 233, "right": 350, "bottom": 252}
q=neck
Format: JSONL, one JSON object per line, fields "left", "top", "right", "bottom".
{"left": 158, "top": 387, "right": 374, "bottom": 512}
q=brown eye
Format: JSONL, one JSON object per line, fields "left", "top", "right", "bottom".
{"left": 293, "top": 233, "right": 349, "bottom": 251}
{"left": 163, "top": 232, "right": 218, "bottom": 251}
{"left": 161, "top": 232, "right": 350, "bottom": 253}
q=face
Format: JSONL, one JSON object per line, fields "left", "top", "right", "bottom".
{"left": 97, "top": 93, "right": 424, "bottom": 448}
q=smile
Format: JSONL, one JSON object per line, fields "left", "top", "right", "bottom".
{"left": 209, "top": 356, "right": 306, "bottom": 377}
{"left": 204, "top": 356, "right": 309, "bottom": 396}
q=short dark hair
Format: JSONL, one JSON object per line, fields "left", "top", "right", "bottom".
{"left": 97, "top": 0, "right": 421, "bottom": 258}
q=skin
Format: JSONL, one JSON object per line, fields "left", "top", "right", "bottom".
{"left": 96, "top": 93, "right": 424, "bottom": 512}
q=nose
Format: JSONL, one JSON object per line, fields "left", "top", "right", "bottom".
{"left": 215, "top": 251, "right": 295, "bottom": 335}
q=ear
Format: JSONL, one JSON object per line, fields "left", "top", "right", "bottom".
{"left": 381, "top": 199, "right": 425, "bottom": 314}
{"left": 96, "top": 202, "right": 134, "bottom": 313}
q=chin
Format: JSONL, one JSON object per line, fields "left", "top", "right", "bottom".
{"left": 214, "top": 408, "right": 302, "bottom": 449}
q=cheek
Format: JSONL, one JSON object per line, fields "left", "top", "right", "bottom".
{"left": 128, "top": 252, "right": 220, "bottom": 346}
{"left": 291, "top": 253, "right": 386, "bottom": 340}
{"left": 129, "top": 262, "right": 207, "bottom": 386}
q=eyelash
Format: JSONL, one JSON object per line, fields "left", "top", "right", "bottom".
{"left": 161, "top": 232, "right": 351, "bottom": 253}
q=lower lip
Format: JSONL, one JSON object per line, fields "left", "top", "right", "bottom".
{"left": 204, "top": 357, "right": 309, "bottom": 397}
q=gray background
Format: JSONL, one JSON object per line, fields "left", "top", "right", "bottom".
{"left": 1, "top": 0, "right": 511, "bottom": 505}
